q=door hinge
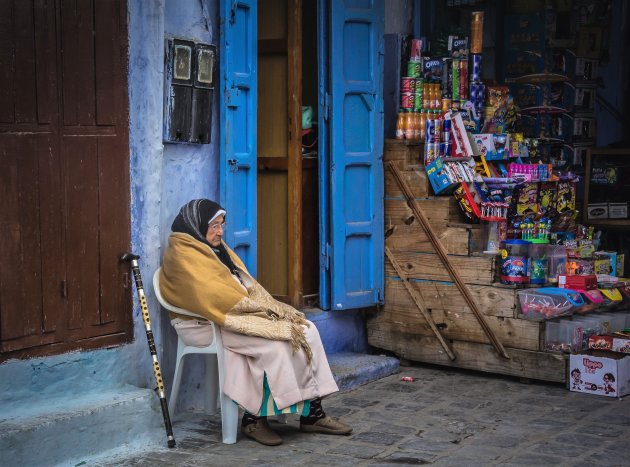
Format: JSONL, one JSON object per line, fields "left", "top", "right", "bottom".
{"left": 60, "top": 280, "right": 67, "bottom": 298}
{"left": 322, "top": 243, "right": 331, "bottom": 271}
{"left": 373, "top": 288, "right": 383, "bottom": 304}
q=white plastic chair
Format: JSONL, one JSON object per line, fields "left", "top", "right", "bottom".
{"left": 153, "top": 267, "right": 239, "bottom": 444}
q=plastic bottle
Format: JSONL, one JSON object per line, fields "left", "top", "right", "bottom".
{"left": 404, "top": 111, "right": 414, "bottom": 140}
{"left": 396, "top": 110, "right": 405, "bottom": 139}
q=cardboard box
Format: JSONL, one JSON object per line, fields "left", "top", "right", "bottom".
{"left": 608, "top": 203, "right": 628, "bottom": 219}
{"left": 569, "top": 352, "right": 630, "bottom": 397}
{"left": 587, "top": 203, "right": 608, "bottom": 220}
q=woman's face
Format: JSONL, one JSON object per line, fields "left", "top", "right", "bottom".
{"left": 205, "top": 214, "right": 225, "bottom": 247}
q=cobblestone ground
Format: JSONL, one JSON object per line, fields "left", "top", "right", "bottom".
{"left": 94, "top": 363, "right": 629, "bottom": 466}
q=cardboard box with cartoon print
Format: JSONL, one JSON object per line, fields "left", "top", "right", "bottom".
{"left": 569, "top": 352, "right": 630, "bottom": 398}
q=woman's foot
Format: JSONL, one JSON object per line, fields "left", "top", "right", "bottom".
{"left": 241, "top": 417, "right": 283, "bottom": 446}
{"left": 300, "top": 415, "right": 353, "bottom": 435}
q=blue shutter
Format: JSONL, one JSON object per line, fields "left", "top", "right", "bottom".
{"left": 328, "top": 0, "right": 385, "bottom": 310}
{"left": 219, "top": 0, "right": 257, "bottom": 275}
{"left": 318, "top": 0, "right": 331, "bottom": 310}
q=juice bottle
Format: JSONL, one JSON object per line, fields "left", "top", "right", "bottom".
{"left": 395, "top": 110, "right": 405, "bottom": 139}
{"left": 404, "top": 110, "right": 414, "bottom": 140}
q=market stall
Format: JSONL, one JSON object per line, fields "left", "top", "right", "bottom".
{"left": 368, "top": 2, "right": 630, "bottom": 394}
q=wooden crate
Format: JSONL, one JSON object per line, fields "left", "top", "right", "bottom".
{"left": 373, "top": 284, "right": 542, "bottom": 351}
{"left": 366, "top": 325, "right": 567, "bottom": 383}
{"left": 385, "top": 251, "right": 495, "bottom": 285}
{"left": 383, "top": 139, "right": 423, "bottom": 170}
{"left": 383, "top": 278, "right": 518, "bottom": 318}
{"left": 386, "top": 224, "right": 471, "bottom": 256}
{"left": 385, "top": 197, "right": 467, "bottom": 228}
{"left": 385, "top": 167, "right": 430, "bottom": 199}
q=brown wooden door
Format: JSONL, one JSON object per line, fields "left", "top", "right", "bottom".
{"left": 0, "top": 0, "right": 131, "bottom": 360}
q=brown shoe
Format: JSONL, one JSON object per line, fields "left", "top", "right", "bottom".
{"left": 300, "top": 415, "right": 353, "bottom": 435}
{"left": 241, "top": 418, "right": 283, "bottom": 446}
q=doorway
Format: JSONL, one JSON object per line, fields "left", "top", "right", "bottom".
{"left": 256, "top": 0, "right": 319, "bottom": 309}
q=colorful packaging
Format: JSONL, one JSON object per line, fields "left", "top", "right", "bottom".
{"left": 407, "top": 60, "right": 422, "bottom": 78}
{"left": 557, "top": 181, "right": 576, "bottom": 213}
{"left": 459, "top": 59, "right": 468, "bottom": 100}
{"left": 423, "top": 58, "right": 443, "bottom": 81}
{"left": 453, "top": 183, "right": 481, "bottom": 220}
{"left": 448, "top": 36, "right": 469, "bottom": 58}
{"left": 452, "top": 59, "right": 460, "bottom": 101}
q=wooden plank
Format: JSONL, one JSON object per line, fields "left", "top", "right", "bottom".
{"left": 383, "top": 139, "right": 424, "bottom": 170}
{"left": 61, "top": 0, "right": 97, "bottom": 126}
{"left": 97, "top": 136, "right": 131, "bottom": 327}
{"left": 385, "top": 247, "right": 456, "bottom": 359}
{"left": 13, "top": 0, "right": 37, "bottom": 122}
{"left": 386, "top": 224, "right": 470, "bottom": 256}
{"left": 258, "top": 55, "right": 288, "bottom": 157}
{"left": 34, "top": 0, "right": 56, "bottom": 124}
{"left": 38, "top": 134, "right": 66, "bottom": 334}
{"left": 385, "top": 198, "right": 451, "bottom": 230}
{"left": 287, "top": 0, "right": 302, "bottom": 307}
{"left": 0, "top": 135, "right": 42, "bottom": 343}
{"left": 370, "top": 301, "right": 542, "bottom": 351}
{"left": 95, "top": 0, "right": 123, "bottom": 125}
{"left": 385, "top": 167, "right": 430, "bottom": 199}
{"left": 0, "top": 0, "right": 14, "bottom": 122}
{"left": 257, "top": 171, "right": 288, "bottom": 296}
{"left": 367, "top": 327, "right": 567, "bottom": 383}
{"left": 64, "top": 136, "right": 100, "bottom": 331}
{"left": 388, "top": 162, "right": 509, "bottom": 358}
{"left": 385, "top": 251, "right": 494, "bottom": 285}
{"left": 259, "top": 0, "right": 288, "bottom": 40}
{"left": 384, "top": 278, "right": 518, "bottom": 318}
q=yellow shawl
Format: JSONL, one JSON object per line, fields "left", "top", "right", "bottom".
{"left": 159, "top": 233, "right": 312, "bottom": 360}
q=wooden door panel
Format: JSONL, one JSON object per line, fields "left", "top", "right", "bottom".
{"left": 94, "top": 0, "right": 126, "bottom": 126}
{"left": 0, "top": 0, "right": 13, "bottom": 122}
{"left": 64, "top": 137, "right": 101, "bottom": 330}
{"left": 61, "top": 0, "right": 97, "bottom": 126}
{"left": 0, "top": 135, "right": 44, "bottom": 343}
{"left": 13, "top": 0, "right": 38, "bottom": 123}
{"left": 97, "top": 136, "right": 131, "bottom": 327}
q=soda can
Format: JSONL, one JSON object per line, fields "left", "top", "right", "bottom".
{"left": 407, "top": 60, "right": 422, "bottom": 78}
{"left": 439, "top": 142, "right": 451, "bottom": 157}
{"left": 425, "top": 118, "right": 442, "bottom": 143}
{"left": 401, "top": 92, "right": 414, "bottom": 109}
{"left": 424, "top": 143, "right": 439, "bottom": 165}
{"left": 442, "top": 118, "right": 452, "bottom": 142}
{"left": 452, "top": 59, "right": 460, "bottom": 101}
{"left": 471, "top": 54, "right": 483, "bottom": 82}
{"left": 441, "top": 58, "right": 452, "bottom": 98}
{"left": 459, "top": 59, "right": 468, "bottom": 100}
{"left": 401, "top": 77, "right": 416, "bottom": 93}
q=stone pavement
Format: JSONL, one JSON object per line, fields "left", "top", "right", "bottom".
{"left": 91, "top": 363, "right": 629, "bottom": 467}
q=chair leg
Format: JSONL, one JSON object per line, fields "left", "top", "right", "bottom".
{"left": 220, "top": 393, "right": 239, "bottom": 444}
{"left": 169, "top": 352, "right": 186, "bottom": 419}
{"left": 205, "top": 354, "right": 219, "bottom": 415}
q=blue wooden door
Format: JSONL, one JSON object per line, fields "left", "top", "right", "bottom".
{"left": 219, "top": 0, "right": 257, "bottom": 275}
{"left": 327, "top": 0, "right": 385, "bottom": 310}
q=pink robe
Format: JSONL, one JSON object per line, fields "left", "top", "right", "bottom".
{"left": 220, "top": 321, "right": 339, "bottom": 414}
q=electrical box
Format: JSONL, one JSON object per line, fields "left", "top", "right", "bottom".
{"left": 164, "top": 39, "right": 216, "bottom": 144}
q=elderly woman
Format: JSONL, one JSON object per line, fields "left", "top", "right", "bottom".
{"left": 159, "top": 199, "right": 351, "bottom": 445}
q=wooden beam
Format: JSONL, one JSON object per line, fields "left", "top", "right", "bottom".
{"left": 287, "top": 0, "right": 303, "bottom": 308}
{"left": 388, "top": 162, "right": 510, "bottom": 359}
{"left": 385, "top": 246, "right": 456, "bottom": 360}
